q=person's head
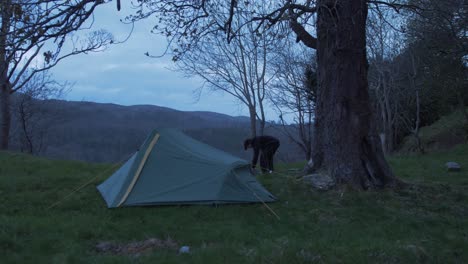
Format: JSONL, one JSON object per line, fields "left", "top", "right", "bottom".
{"left": 243, "top": 138, "right": 253, "bottom": 150}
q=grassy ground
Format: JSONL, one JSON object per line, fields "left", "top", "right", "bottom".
{"left": 1, "top": 144, "right": 468, "bottom": 263}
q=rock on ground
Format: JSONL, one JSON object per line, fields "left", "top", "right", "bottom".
{"left": 446, "top": 161, "right": 461, "bottom": 171}
{"left": 303, "top": 173, "right": 335, "bottom": 191}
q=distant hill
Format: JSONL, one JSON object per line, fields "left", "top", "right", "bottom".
{"left": 8, "top": 98, "right": 307, "bottom": 163}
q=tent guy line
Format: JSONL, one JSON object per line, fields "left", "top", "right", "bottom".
{"left": 45, "top": 152, "right": 133, "bottom": 210}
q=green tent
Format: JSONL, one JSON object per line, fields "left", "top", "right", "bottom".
{"left": 97, "top": 129, "right": 277, "bottom": 208}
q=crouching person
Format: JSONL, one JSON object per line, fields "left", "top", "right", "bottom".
{"left": 244, "top": 135, "right": 280, "bottom": 174}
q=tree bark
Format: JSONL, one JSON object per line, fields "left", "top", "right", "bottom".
{"left": 0, "top": 83, "right": 10, "bottom": 150}
{"left": 248, "top": 105, "right": 257, "bottom": 137}
{"left": 311, "top": 0, "right": 398, "bottom": 189}
{"left": 0, "top": 2, "right": 11, "bottom": 150}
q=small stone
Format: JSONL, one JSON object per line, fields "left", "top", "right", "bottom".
{"left": 179, "top": 246, "right": 190, "bottom": 254}
{"left": 446, "top": 162, "right": 461, "bottom": 171}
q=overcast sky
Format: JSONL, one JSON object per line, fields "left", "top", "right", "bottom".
{"left": 50, "top": 2, "right": 279, "bottom": 121}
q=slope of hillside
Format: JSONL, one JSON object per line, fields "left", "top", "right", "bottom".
{"left": 400, "top": 109, "right": 468, "bottom": 152}
{"left": 9, "top": 99, "right": 305, "bottom": 163}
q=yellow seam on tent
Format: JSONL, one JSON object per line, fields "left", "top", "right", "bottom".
{"left": 117, "top": 133, "right": 160, "bottom": 207}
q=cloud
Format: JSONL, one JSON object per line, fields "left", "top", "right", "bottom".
{"left": 48, "top": 1, "right": 279, "bottom": 122}
{"left": 101, "top": 61, "right": 171, "bottom": 73}
{"left": 102, "top": 63, "right": 121, "bottom": 71}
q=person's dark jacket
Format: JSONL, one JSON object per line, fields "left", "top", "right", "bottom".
{"left": 247, "top": 136, "right": 279, "bottom": 168}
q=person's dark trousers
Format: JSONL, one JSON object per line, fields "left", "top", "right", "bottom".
{"left": 260, "top": 152, "right": 268, "bottom": 173}
{"left": 265, "top": 141, "right": 280, "bottom": 172}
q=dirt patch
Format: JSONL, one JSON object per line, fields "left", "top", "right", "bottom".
{"left": 95, "top": 237, "right": 178, "bottom": 256}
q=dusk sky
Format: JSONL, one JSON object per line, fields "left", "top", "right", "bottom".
{"left": 50, "top": 1, "right": 279, "bottom": 121}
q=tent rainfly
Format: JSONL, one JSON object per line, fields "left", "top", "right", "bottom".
{"left": 97, "top": 129, "right": 277, "bottom": 208}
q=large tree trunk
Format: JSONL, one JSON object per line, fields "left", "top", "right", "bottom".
{"left": 0, "top": 2, "right": 11, "bottom": 150}
{"left": 311, "top": 0, "right": 398, "bottom": 189}
{"left": 0, "top": 83, "right": 10, "bottom": 150}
